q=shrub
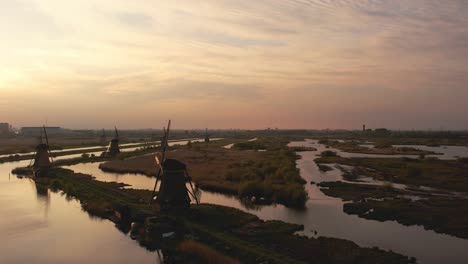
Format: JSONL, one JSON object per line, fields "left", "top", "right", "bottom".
{"left": 374, "top": 142, "right": 392, "bottom": 149}
{"left": 407, "top": 167, "right": 422, "bottom": 178}
{"left": 321, "top": 150, "right": 337, "bottom": 157}
{"left": 276, "top": 184, "right": 308, "bottom": 207}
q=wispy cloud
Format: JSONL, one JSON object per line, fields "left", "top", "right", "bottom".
{"left": 1, "top": 0, "right": 468, "bottom": 129}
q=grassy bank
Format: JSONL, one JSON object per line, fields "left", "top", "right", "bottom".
{"left": 318, "top": 181, "right": 468, "bottom": 239}
{"left": 315, "top": 155, "right": 468, "bottom": 193}
{"left": 318, "top": 139, "right": 439, "bottom": 155}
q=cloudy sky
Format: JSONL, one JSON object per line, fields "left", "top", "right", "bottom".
{"left": 1, "top": 0, "right": 467, "bottom": 129}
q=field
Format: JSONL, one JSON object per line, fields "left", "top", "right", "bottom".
{"left": 100, "top": 139, "right": 308, "bottom": 208}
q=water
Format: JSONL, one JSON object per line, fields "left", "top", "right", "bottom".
{"left": 0, "top": 161, "right": 160, "bottom": 264}
{"left": 63, "top": 140, "right": 468, "bottom": 264}
{"left": 355, "top": 143, "right": 468, "bottom": 160}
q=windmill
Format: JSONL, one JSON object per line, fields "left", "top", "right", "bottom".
{"left": 103, "top": 127, "right": 121, "bottom": 157}
{"left": 204, "top": 128, "right": 210, "bottom": 143}
{"left": 32, "top": 126, "right": 53, "bottom": 177}
{"left": 150, "top": 120, "right": 199, "bottom": 210}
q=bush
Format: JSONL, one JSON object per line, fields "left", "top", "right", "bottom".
{"left": 321, "top": 150, "right": 337, "bottom": 157}
{"left": 276, "top": 184, "right": 308, "bottom": 207}
{"left": 407, "top": 167, "right": 422, "bottom": 178}
{"left": 374, "top": 142, "right": 392, "bottom": 149}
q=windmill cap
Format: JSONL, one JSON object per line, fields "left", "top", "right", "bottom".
{"left": 162, "top": 159, "right": 186, "bottom": 171}
{"left": 36, "top": 143, "right": 49, "bottom": 149}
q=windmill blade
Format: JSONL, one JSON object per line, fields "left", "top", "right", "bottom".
{"left": 43, "top": 125, "right": 49, "bottom": 146}
{"left": 149, "top": 154, "right": 164, "bottom": 203}
{"left": 185, "top": 170, "right": 199, "bottom": 204}
{"left": 39, "top": 127, "right": 44, "bottom": 144}
{"left": 43, "top": 126, "right": 54, "bottom": 164}
{"left": 149, "top": 120, "right": 171, "bottom": 204}
{"left": 161, "top": 120, "right": 171, "bottom": 161}
{"left": 149, "top": 168, "right": 162, "bottom": 204}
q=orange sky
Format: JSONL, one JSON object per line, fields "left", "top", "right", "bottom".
{"left": 1, "top": 0, "right": 468, "bottom": 129}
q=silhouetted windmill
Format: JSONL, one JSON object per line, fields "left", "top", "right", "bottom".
{"left": 103, "top": 127, "right": 121, "bottom": 157}
{"left": 150, "top": 120, "right": 199, "bottom": 210}
{"left": 32, "top": 126, "right": 53, "bottom": 177}
{"left": 204, "top": 128, "right": 210, "bottom": 143}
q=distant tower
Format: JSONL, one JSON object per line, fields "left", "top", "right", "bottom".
{"left": 204, "top": 128, "right": 210, "bottom": 143}
{"left": 102, "top": 127, "right": 121, "bottom": 157}
{"left": 363, "top": 124, "right": 366, "bottom": 132}
{"left": 33, "top": 126, "right": 52, "bottom": 177}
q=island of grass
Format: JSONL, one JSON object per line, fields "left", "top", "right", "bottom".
{"left": 315, "top": 154, "right": 468, "bottom": 193}
{"left": 318, "top": 181, "right": 468, "bottom": 239}
{"left": 314, "top": 153, "right": 468, "bottom": 239}
{"left": 318, "top": 139, "right": 440, "bottom": 156}
{"left": 99, "top": 138, "right": 308, "bottom": 208}
{"left": 17, "top": 167, "right": 413, "bottom": 264}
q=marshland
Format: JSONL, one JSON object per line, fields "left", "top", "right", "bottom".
{"left": 1, "top": 129, "right": 468, "bottom": 263}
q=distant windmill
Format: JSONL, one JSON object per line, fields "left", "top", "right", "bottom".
{"left": 31, "top": 126, "right": 53, "bottom": 177}
{"left": 204, "top": 128, "right": 210, "bottom": 143}
{"left": 102, "top": 127, "right": 121, "bottom": 157}
{"left": 150, "top": 120, "right": 199, "bottom": 210}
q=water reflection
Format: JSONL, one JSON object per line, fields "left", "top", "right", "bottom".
{"left": 0, "top": 161, "right": 160, "bottom": 264}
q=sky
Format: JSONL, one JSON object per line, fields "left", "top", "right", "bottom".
{"left": 1, "top": 0, "right": 468, "bottom": 130}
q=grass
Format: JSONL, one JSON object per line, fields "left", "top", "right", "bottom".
{"left": 99, "top": 137, "right": 309, "bottom": 208}
{"left": 315, "top": 156, "right": 468, "bottom": 193}
{"left": 344, "top": 197, "right": 468, "bottom": 239}
{"left": 318, "top": 139, "right": 439, "bottom": 155}
{"left": 318, "top": 181, "right": 468, "bottom": 239}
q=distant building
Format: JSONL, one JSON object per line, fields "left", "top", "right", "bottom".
{"left": 21, "top": 127, "right": 64, "bottom": 137}
{"left": 0, "top": 123, "right": 10, "bottom": 135}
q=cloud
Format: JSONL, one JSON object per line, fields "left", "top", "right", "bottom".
{"left": 115, "top": 11, "right": 154, "bottom": 29}
{"left": 1, "top": 0, "right": 468, "bottom": 129}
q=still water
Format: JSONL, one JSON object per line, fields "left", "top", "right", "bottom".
{"left": 0, "top": 160, "right": 159, "bottom": 264}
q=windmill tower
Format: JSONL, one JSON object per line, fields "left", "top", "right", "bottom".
{"left": 103, "top": 127, "right": 121, "bottom": 157}
{"left": 150, "top": 120, "right": 199, "bottom": 210}
{"left": 32, "top": 126, "right": 53, "bottom": 177}
{"left": 204, "top": 128, "right": 210, "bottom": 143}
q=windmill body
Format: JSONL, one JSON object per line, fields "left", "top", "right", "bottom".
{"left": 204, "top": 128, "right": 210, "bottom": 143}
{"left": 155, "top": 158, "right": 191, "bottom": 208}
{"left": 102, "top": 127, "right": 121, "bottom": 157}
{"left": 32, "top": 127, "right": 52, "bottom": 177}
{"left": 106, "top": 138, "right": 121, "bottom": 156}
